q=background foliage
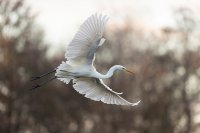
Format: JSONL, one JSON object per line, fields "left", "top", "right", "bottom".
{"left": 0, "top": 0, "right": 200, "bottom": 133}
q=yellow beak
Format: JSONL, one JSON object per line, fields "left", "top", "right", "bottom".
{"left": 124, "top": 68, "right": 134, "bottom": 76}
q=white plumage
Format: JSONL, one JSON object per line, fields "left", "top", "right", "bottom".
{"left": 55, "top": 13, "right": 141, "bottom": 106}
{"left": 65, "top": 14, "right": 108, "bottom": 65}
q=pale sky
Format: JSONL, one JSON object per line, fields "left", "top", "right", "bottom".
{"left": 27, "top": 0, "right": 199, "bottom": 55}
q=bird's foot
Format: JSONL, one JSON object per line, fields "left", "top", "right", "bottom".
{"left": 30, "top": 76, "right": 41, "bottom": 81}
{"left": 30, "top": 84, "right": 41, "bottom": 90}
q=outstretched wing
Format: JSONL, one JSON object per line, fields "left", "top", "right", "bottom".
{"left": 65, "top": 14, "right": 109, "bottom": 65}
{"left": 73, "top": 78, "right": 141, "bottom": 106}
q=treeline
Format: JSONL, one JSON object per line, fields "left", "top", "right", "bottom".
{"left": 0, "top": 0, "right": 200, "bottom": 133}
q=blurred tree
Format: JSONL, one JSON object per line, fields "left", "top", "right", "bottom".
{"left": 1, "top": 1, "right": 200, "bottom": 133}
{"left": 93, "top": 7, "right": 200, "bottom": 133}
{"left": 0, "top": 0, "right": 56, "bottom": 132}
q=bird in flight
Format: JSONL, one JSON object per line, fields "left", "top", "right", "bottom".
{"left": 31, "top": 13, "right": 141, "bottom": 106}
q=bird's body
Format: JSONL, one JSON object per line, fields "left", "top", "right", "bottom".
{"left": 56, "top": 62, "right": 127, "bottom": 79}
{"left": 32, "top": 13, "right": 140, "bottom": 106}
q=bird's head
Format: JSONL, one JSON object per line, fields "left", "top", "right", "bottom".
{"left": 115, "top": 65, "right": 134, "bottom": 76}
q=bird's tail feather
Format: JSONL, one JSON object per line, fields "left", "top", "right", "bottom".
{"left": 56, "top": 61, "right": 74, "bottom": 84}
{"left": 57, "top": 76, "right": 74, "bottom": 84}
{"left": 56, "top": 61, "right": 72, "bottom": 70}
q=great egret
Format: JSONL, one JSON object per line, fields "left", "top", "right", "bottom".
{"left": 32, "top": 14, "right": 141, "bottom": 106}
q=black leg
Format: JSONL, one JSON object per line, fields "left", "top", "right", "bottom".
{"left": 30, "top": 69, "right": 56, "bottom": 81}
{"left": 30, "top": 76, "right": 57, "bottom": 90}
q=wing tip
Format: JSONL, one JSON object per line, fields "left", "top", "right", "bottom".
{"left": 92, "top": 12, "right": 110, "bottom": 22}
{"left": 116, "top": 92, "right": 123, "bottom": 95}
{"left": 93, "top": 12, "right": 109, "bottom": 16}
{"left": 131, "top": 100, "right": 141, "bottom": 106}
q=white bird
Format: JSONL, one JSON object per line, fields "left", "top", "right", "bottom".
{"left": 31, "top": 14, "right": 140, "bottom": 106}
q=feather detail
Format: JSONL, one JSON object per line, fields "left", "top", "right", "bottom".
{"left": 65, "top": 14, "right": 109, "bottom": 66}
{"left": 72, "top": 78, "right": 140, "bottom": 106}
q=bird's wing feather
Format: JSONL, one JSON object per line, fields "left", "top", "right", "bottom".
{"left": 65, "top": 14, "right": 109, "bottom": 65}
{"left": 73, "top": 78, "right": 141, "bottom": 106}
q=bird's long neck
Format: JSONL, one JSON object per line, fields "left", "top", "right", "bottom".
{"left": 97, "top": 65, "right": 119, "bottom": 79}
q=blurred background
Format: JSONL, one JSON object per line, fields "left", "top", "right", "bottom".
{"left": 0, "top": 0, "right": 200, "bottom": 133}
